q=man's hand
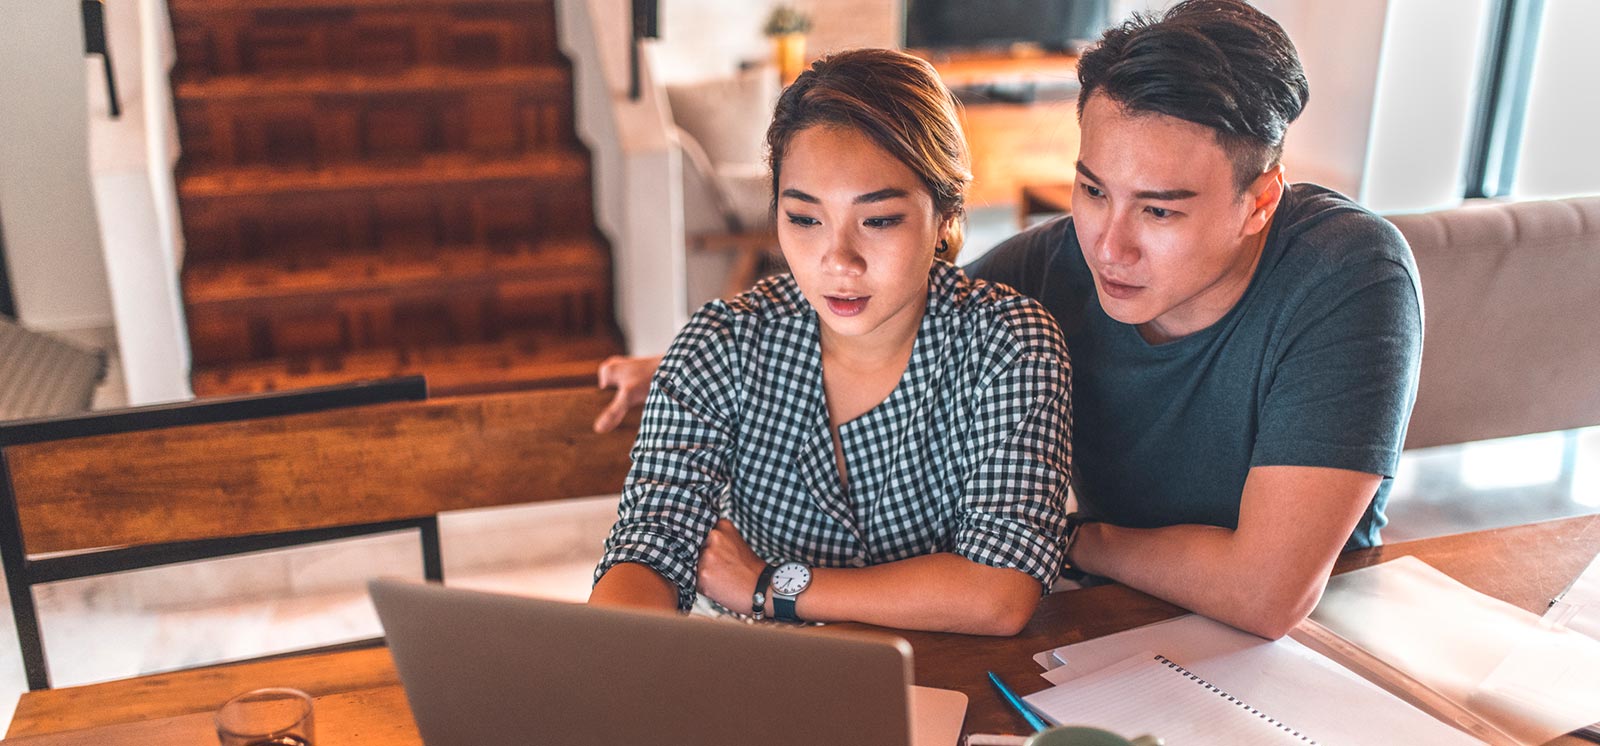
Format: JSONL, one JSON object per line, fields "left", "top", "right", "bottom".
{"left": 593, "top": 354, "right": 664, "bottom": 433}
{"left": 696, "top": 519, "right": 766, "bottom": 613}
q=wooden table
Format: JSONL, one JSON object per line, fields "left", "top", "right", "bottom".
{"left": 1019, "top": 182, "right": 1074, "bottom": 227}
{"left": 7, "top": 514, "right": 1598, "bottom": 744}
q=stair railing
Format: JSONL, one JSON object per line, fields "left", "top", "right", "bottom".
{"left": 81, "top": 0, "right": 120, "bottom": 119}
{"left": 628, "top": 0, "right": 659, "bottom": 101}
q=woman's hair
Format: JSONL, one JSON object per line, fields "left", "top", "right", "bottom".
{"left": 767, "top": 48, "right": 972, "bottom": 258}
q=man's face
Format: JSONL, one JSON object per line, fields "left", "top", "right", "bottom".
{"left": 1072, "top": 92, "right": 1281, "bottom": 344}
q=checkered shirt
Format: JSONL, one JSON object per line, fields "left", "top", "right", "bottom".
{"left": 595, "top": 261, "right": 1073, "bottom": 611}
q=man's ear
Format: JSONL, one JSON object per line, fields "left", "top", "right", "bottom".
{"left": 1243, "top": 164, "right": 1286, "bottom": 237}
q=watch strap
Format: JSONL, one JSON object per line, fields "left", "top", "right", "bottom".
{"left": 752, "top": 564, "right": 777, "bottom": 619}
{"left": 774, "top": 594, "right": 801, "bottom": 623}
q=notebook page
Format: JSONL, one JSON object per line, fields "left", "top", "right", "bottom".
{"left": 1314, "top": 556, "right": 1600, "bottom": 745}
{"left": 1036, "top": 614, "right": 1484, "bottom": 745}
{"left": 1024, "top": 652, "right": 1316, "bottom": 745}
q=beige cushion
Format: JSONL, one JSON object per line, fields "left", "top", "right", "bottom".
{"left": 665, "top": 66, "right": 780, "bottom": 169}
{"left": 667, "top": 67, "right": 780, "bottom": 233}
{"left": 0, "top": 318, "right": 106, "bottom": 420}
{"left": 1389, "top": 195, "right": 1600, "bottom": 449}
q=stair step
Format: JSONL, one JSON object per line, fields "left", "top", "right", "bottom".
{"left": 190, "top": 331, "right": 620, "bottom": 398}
{"left": 183, "top": 239, "right": 607, "bottom": 308}
{"left": 175, "top": 64, "right": 567, "bottom": 100}
{"left": 176, "top": 66, "right": 575, "bottom": 170}
{"left": 179, "top": 151, "right": 586, "bottom": 199}
{"left": 183, "top": 239, "right": 612, "bottom": 365}
{"left": 179, "top": 153, "right": 594, "bottom": 262}
{"left": 171, "top": 0, "right": 558, "bottom": 80}
{"left": 171, "top": 0, "right": 551, "bottom": 11}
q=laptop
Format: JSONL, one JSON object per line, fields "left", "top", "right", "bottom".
{"left": 369, "top": 579, "right": 968, "bottom": 746}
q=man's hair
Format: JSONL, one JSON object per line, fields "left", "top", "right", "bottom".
{"left": 1075, "top": 0, "right": 1310, "bottom": 191}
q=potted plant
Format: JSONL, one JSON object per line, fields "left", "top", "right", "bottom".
{"left": 764, "top": 4, "right": 813, "bottom": 84}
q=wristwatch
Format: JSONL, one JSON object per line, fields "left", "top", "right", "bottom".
{"left": 1061, "top": 512, "right": 1093, "bottom": 583}
{"left": 770, "top": 561, "right": 812, "bottom": 623}
{"left": 752, "top": 563, "right": 777, "bottom": 620}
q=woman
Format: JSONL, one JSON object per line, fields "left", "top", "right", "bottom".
{"left": 589, "top": 49, "right": 1070, "bottom": 636}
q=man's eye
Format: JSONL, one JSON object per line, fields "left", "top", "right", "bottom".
{"left": 786, "top": 214, "right": 819, "bottom": 227}
{"left": 1082, "top": 184, "right": 1105, "bottom": 199}
{"left": 1146, "top": 206, "right": 1173, "bottom": 219}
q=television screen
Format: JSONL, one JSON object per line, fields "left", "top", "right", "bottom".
{"left": 904, "top": 0, "right": 1112, "bottom": 53}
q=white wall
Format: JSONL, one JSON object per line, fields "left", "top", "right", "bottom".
{"left": 0, "top": 0, "right": 116, "bottom": 331}
{"left": 560, "top": 0, "right": 686, "bottom": 355}
{"left": 1267, "top": 0, "right": 1390, "bottom": 198}
{"left": 1360, "top": 0, "right": 1494, "bottom": 213}
{"left": 86, "top": 0, "right": 193, "bottom": 404}
{"left": 652, "top": 0, "right": 901, "bottom": 85}
{"left": 1511, "top": 0, "right": 1600, "bottom": 200}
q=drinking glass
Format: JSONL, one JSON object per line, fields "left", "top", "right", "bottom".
{"left": 215, "top": 687, "right": 315, "bottom": 746}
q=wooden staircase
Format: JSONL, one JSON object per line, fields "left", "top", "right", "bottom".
{"left": 169, "top": 0, "right": 620, "bottom": 396}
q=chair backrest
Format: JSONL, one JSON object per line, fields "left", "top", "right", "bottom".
{"left": 3, "top": 387, "right": 635, "bottom": 555}
{"left": 1389, "top": 195, "right": 1600, "bottom": 449}
{"left": 0, "top": 380, "right": 637, "bottom": 689}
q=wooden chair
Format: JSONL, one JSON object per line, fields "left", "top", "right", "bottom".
{"left": 0, "top": 379, "right": 637, "bottom": 690}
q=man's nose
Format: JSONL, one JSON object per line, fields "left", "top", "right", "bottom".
{"left": 1094, "top": 212, "right": 1140, "bottom": 267}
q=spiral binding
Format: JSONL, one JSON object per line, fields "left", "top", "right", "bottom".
{"left": 1153, "top": 654, "right": 1318, "bottom": 744}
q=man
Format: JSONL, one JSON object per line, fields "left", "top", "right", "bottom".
{"left": 594, "top": 0, "right": 1422, "bottom": 640}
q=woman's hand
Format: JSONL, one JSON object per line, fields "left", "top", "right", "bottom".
{"left": 696, "top": 519, "right": 767, "bottom": 613}
{"left": 593, "top": 354, "right": 664, "bottom": 433}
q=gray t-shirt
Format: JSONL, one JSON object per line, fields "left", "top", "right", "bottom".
{"left": 967, "top": 184, "right": 1422, "bottom": 548}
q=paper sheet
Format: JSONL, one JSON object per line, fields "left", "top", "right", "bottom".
{"left": 1312, "top": 555, "right": 1600, "bottom": 746}
{"left": 1034, "top": 614, "right": 1482, "bottom": 744}
{"left": 1025, "top": 651, "right": 1320, "bottom": 745}
{"left": 1545, "top": 551, "right": 1600, "bottom": 640}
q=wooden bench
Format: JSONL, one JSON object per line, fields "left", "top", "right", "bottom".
{"left": 0, "top": 380, "right": 637, "bottom": 690}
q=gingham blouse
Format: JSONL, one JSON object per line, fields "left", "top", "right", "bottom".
{"left": 595, "top": 261, "right": 1073, "bottom": 611}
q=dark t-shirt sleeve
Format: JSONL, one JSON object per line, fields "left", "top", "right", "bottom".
{"left": 964, "top": 217, "right": 1073, "bottom": 298}
{"left": 1251, "top": 253, "right": 1424, "bottom": 477}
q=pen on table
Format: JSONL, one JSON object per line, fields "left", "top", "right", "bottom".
{"left": 986, "top": 670, "right": 1060, "bottom": 732}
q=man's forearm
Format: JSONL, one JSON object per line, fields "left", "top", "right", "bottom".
{"left": 1071, "top": 521, "right": 1331, "bottom": 639}
{"left": 1069, "top": 465, "right": 1380, "bottom": 639}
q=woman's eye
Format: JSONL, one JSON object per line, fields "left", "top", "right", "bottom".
{"left": 864, "top": 217, "right": 904, "bottom": 228}
{"left": 786, "top": 213, "right": 819, "bottom": 227}
{"left": 1082, "top": 184, "right": 1105, "bottom": 199}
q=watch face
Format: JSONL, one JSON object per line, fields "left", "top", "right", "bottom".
{"left": 772, "top": 562, "right": 811, "bottom": 596}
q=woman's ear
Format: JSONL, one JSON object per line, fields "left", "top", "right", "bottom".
{"left": 937, "top": 211, "right": 964, "bottom": 258}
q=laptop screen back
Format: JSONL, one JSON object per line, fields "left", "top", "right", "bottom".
{"left": 369, "top": 579, "right": 916, "bottom": 746}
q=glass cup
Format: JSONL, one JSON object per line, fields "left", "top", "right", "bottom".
{"left": 215, "top": 687, "right": 315, "bottom": 746}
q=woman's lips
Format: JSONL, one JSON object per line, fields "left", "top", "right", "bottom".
{"left": 1099, "top": 278, "right": 1143, "bottom": 301}
{"left": 825, "top": 295, "right": 870, "bottom": 317}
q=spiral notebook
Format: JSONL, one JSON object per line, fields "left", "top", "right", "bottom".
{"left": 1024, "top": 651, "right": 1318, "bottom": 745}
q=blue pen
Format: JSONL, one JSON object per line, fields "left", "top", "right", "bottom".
{"left": 986, "top": 670, "right": 1059, "bottom": 732}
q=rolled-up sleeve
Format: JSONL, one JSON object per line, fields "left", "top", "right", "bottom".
{"left": 950, "top": 315, "right": 1074, "bottom": 591}
{"left": 594, "top": 305, "right": 741, "bottom": 611}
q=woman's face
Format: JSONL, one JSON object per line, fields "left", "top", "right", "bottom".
{"left": 776, "top": 125, "right": 949, "bottom": 351}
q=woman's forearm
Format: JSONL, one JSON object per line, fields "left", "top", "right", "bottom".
{"left": 792, "top": 553, "right": 1042, "bottom": 636}
{"left": 589, "top": 562, "right": 679, "bottom": 611}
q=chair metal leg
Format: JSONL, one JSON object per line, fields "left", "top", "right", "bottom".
{"left": 1, "top": 456, "right": 50, "bottom": 689}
